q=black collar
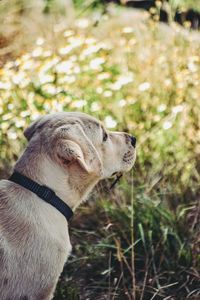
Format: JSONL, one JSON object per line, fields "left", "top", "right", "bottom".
{"left": 9, "top": 171, "right": 73, "bottom": 222}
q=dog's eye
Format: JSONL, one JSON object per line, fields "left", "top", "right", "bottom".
{"left": 103, "top": 130, "right": 108, "bottom": 142}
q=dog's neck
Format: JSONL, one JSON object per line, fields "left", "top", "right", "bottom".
{"left": 15, "top": 151, "right": 99, "bottom": 211}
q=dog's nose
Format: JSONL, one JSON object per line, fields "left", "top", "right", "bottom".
{"left": 130, "top": 136, "right": 137, "bottom": 147}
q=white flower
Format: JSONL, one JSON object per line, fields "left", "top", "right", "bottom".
{"left": 67, "top": 75, "right": 76, "bottom": 83}
{"left": 74, "top": 66, "right": 81, "bottom": 74}
{"left": 12, "top": 72, "right": 26, "bottom": 85}
{"left": 14, "top": 59, "right": 20, "bottom": 67}
{"left": 44, "top": 102, "right": 51, "bottom": 111}
{"left": 21, "top": 54, "right": 31, "bottom": 61}
{"left": 85, "top": 38, "right": 96, "bottom": 45}
{"left": 39, "top": 74, "right": 54, "bottom": 84}
{"left": 67, "top": 75, "right": 76, "bottom": 84}
{"left": 3, "top": 113, "right": 12, "bottom": 121}
{"left": 164, "top": 79, "right": 172, "bottom": 87}
{"left": 97, "top": 73, "right": 110, "bottom": 80}
{"left": 111, "top": 74, "right": 133, "bottom": 90}
{"left": 187, "top": 62, "right": 197, "bottom": 72}
{"left": 58, "top": 46, "right": 73, "bottom": 55}
{"left": 89, "top": 57, "right": 105, "bottom": 70}
{"left": 71, "top": 100, "right": 86, "bottom": 108}
{"left": 0, "top": 81, "right": 11, "bottom": 89}
{"left": 157, "top": 104, "right": 166, "bottom": 112}
{"left": 104, "top": 116, "right": 117, "bottom": 128}
{"left": 53, "top": 101, "right": 64, "bottom": 112}
{"left": 41, "top": 58, "right": 60, "bottom": 72}
{"left": 43, "top": 85, "right": 57, "bottom": 95}
{"left": 1, "top": 122, "right": 9, "bottom": 130}
{"left": 19, "top": 78, "right": 30, "bottom": 88}
{"left": 36, "top": 37, "right": 44, "bottom": 46}
{"left": 118, "top": 99, "right": 127, "bottom": 107}
{"left": 91, "top": 102, "right": 101, "bottom": 112}
{"left": 8, "top": 131, "right": 17, "bottom": 140}
{"left": 76, "top": 18, "right": 90, "bottom": 28}
{"left": 32, "top": 47, "right": 43, "bottom": 57}
{"left": 103, "top": 90, "right": 113, "bottom": 97}
{"left": 63, "top": 30, "right": 74, "bottom": 37}
{"left": 43, "top": 50, "right": 52, "bottom": 57}
{"left": 177, "top": 82, "right": 184, "bottom": 89}
{"left": 8, "top": 104, "right": 14, "bottom": 110}
{"left": 172, "top": 105, "right": 184, "bottom": 114}
{"left": 118, "top": 74, "right": 133, "bottom": 85}
{"left": 4, "top": 61, "right": 15, "bottom": 69}
{"left": 96, "top": 87, "right": 103, "bottom": 94}
{"left": 68, "top": 37, "right": 83, "bottom": 48}
{"left": 59, "top": 75, "right": 76, "bottom": 84}
{"left": 16, "top": 119, "right": 26, "bottom": 128}
{"left": 138, "top": 82, "right": 150, "bottom": 92}
{"left": 69, "top": 55, "right": 77, "bottom": 62}
{"left": 163, "top": 121, "right": 172, "bottom": 130}
{"left": 20, "top": 111, "right": 30, "bottom": 117}
{"left": 31, "top": 113, "right": 41, "bottom": 121}
{"left": 81, "top": 45, "right": 101, "bottom": 57}
{"left": 122, "top": 27, "right": 134, "bottom": 33}
{"left": 55, "top": 61, "right": 73, "bottom": 73}
{"left": 22, "top": 60, "right": 35, "bottom": 70}
{"left": 28, "top": 92, "right": 35, "bottom": 101}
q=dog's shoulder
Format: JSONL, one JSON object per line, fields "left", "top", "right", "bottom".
{"left": 0, "top": 179, "right": 21, "bottom": 207}
{"left": 0, "top": 180, "right": 12, "bottom": 205}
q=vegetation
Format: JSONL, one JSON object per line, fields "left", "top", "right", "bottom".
{"left": 73, "top": 0, "right": 200, "bottom": 14}
{"left": 169, "top": 0, "right": 200, "bottom": 12}
{"left": 0, "top": 2, "right": 200, "bottom": 299}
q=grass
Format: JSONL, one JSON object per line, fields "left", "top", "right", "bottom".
{"left": 169, "top": 0, "right": 200, "bottom": 13}
{"left": 0, "top": 4, "right": 200, "bottom": 299}
{"left": 73, "top": 0, "right": 200, "bottom": 17}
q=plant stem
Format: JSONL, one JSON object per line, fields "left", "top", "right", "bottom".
{"left": 131, "top": 170, "right": 136, "bottom": 300}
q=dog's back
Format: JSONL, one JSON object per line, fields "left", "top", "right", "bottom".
{"left": 0, "top": 180, "right": 68, "bottom": 300}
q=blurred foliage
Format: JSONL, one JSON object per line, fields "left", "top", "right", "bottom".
{"left": 0, "top": 15, "right": 199, "bottom": 195}
{"left": 73, "top": 0, "right": 200, "bottom": 13}
{"left": 169, "top": 0, "right": 200, "bottom": 12}
{"left": 0, "top": 5, "right": 200, "bottom": 300}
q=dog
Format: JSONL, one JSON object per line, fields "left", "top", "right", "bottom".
{"left": 0, "top": 112, "right": 136, "bottom": 300}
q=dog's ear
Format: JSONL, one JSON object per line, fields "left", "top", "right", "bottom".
{"left": 55, "top": 123, "right": 103, "bottom": 177}
{"left": 24, "top": 120, "right": 38, "bottom": 141}
{"left": 24, "top": 117, "right": 47, "bottom": 141}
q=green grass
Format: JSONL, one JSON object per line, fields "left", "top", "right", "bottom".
{"left": 170, "top": 0, "right": 200, "bottom": 12}
{"left": 72, "top": 0, "right": 200, "bottom": 15}
{"left": 0, "top": 6, "right": 200, "bottom": 299}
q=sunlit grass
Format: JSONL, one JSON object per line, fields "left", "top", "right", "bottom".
{"left": 1, "top": 15, "right": 199, "bottom": 194}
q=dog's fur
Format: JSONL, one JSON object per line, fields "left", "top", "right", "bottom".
{"left": 0, "top": 112, "right": 136, "bottom": 300}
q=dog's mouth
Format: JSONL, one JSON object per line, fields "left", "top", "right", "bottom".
{"left": 109, "top": 151, "right": 136, "bottom": 189}
{"left": 123, "top": 151, "right": 135, "bottom": 163}
{"left": 111, "top": 171, "right": 121, "bottom": 177}
{"left": 111, "top": 152, "right": 135, "bottom": 178}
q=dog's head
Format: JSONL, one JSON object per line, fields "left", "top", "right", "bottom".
{"left": 24, "top": 112, "right": 136, "bottom": 180}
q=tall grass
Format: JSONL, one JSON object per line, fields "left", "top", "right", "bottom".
{"left": 169, "top": 0, "right": 200, "bottom": 12}
{"left": 0, "top": 4, "right": 199, "bottom": 299}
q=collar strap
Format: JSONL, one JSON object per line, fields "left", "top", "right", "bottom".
{"left": 9, "top": 171, "right": 73, "bottom": 222}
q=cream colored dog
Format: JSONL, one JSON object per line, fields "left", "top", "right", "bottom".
{"left": 0, "top": 112, "right": 136, "bottom": 300}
